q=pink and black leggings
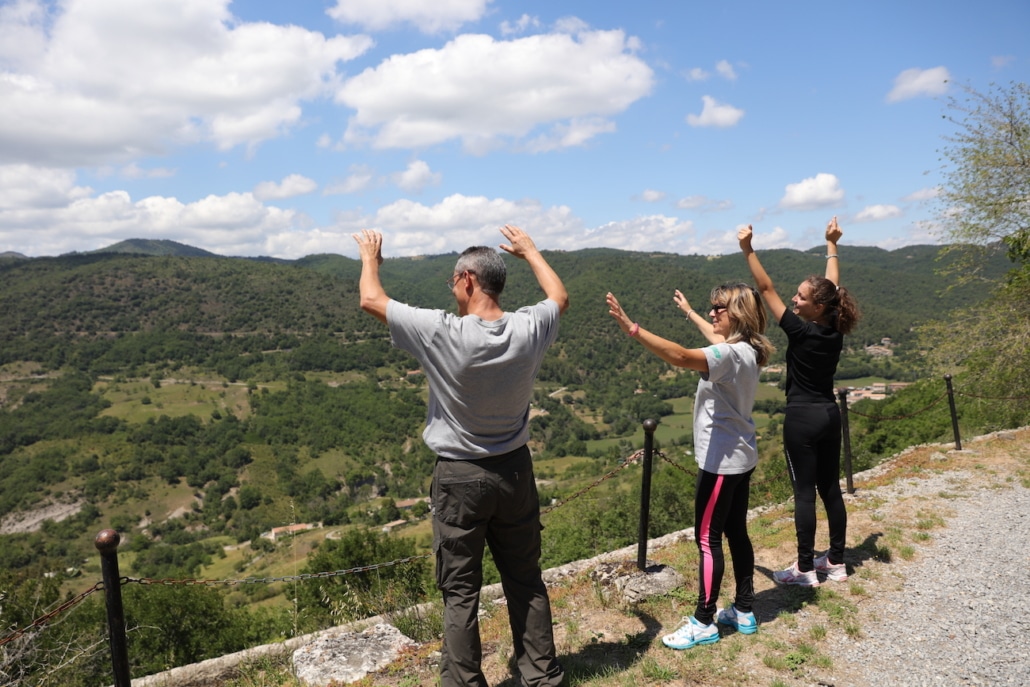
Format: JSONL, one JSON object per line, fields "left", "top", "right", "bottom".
{"left": 693, "top": 467, "right": 755, "bottom": 625}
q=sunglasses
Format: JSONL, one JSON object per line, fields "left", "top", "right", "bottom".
{"left": 446, "top": 270, "right": 476, "bottom": 290}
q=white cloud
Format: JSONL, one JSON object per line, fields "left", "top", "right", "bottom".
{"left": 324, "top": 165, "right": 378, "bottom": 195}
{"left": 676, "top": 195, "right": 733, "bottom": 212}
{"left": 684, "top": 67, "right": 709, "bottom": 82}
{"left": 685, "top": 60, "right": 738, "bottom": 83}
{"left": 522, "top": 117, "right": 617, "bottom": 154}
{"left": 391, "top": 160, "right": 442, "bottom": 193}
{"left": 253, "top": 174, "right": 319, "bottom": 201}
{"left": 0, "top": 164, "right": 92, "bottom": 210}
{"left": 686, "top": 96, "right": 745, "bottom": 128}
{"left": 0, "top": 0, "right": 47, "bottom": 71}
{"left": 0, "top": 182, "right": 303, "bottom": 257}
{"left": 886, "top": 66, "right": 950, "bottom": 103}
{"left": 576, "top": 215, "right": 696, "bottom": 252}
{"left": 327, "top": 0, "right": 490, "bottom": 34}
{"left": 876, "top": 220, "right": 943, "bottom": 249}
{"left": 0, "top": 0, "right": 373, "bottom": 166}
{"left": 779, "top": 173, "right": 845, "bottom": 210}
{"left": 554, "top": 17, "right": 591, "bottom": 35}
{"left": 500, "top": 14, "right": 540, "bottom": 36}
{"left": 902, "top": 187, "right": 940, "bottom": 202}
{"left": 336, "top": 29, "right": 653, "bottom": 151}
{"left": 991, "top": 55, "right": 1015, "bottom": 69}
{"left": 120, "top": 164, "right": 177, "bottom": 180}
{"left": 317, "top": 193, "right": 582, "bottom": 257}
{"left": 741, "top": 224, "right": 793, "bottom": 250}
{"left": 676, "top": 195, "right": 707, "bottom": 210}
{"left": 715, "top": 59, "right": 737, "bottom": 81}
{"left": 640, "top": 189, "right": 665, "bottom": 202}
{"left": 853, "top": 204, "right": 902, "bottom": 223}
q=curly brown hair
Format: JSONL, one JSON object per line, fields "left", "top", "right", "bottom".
{"left": 803, "top": 276, "right": 861, "bottom": 335}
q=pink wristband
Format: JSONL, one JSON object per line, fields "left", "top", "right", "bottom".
{"left": 628, "top": 322, "right": 640, "bottom": 337}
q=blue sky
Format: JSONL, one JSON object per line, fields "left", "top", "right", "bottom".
{"left": 1, "top": 0, "right": 1027, "bottom": 259}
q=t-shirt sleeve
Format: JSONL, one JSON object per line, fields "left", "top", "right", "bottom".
{"left": 703, "top": 342, "right": 742, "bottom": 383}
{"left": 523, "top": 299, "right": 561, "bottom": 348}
{"left": 387, "top": 301, "right": 446, "bottom": 357}
{"left": 779, "top": 308, "right": 806, "bottom": 342}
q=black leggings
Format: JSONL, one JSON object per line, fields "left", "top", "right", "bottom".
{"left": 693, "top": 468, "right": 755, "bottom": 625}
{"left": 783, "top": 402, "right": 847, "bottom": 571}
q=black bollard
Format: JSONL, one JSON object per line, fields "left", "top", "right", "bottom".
{"left": 944, "top": 374, "right": 962, "bottom": 450}
{"left": 96, "top": 529, "right": 131, "bottom": 687}
{"left": 637, "top": 419, "right": 658, "bottom": 571}
{"left": 837, "top": 388, "right": 855, "bottom": 494}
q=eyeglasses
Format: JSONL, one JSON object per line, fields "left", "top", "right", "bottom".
{"left": 710, "top": 304, "right": 729, "bottom": 314}
{"left": 446, "top": 270, "right": 475, "bottom": 290}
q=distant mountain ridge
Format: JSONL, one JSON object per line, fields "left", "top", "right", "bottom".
{"left": 0, "top": 238, "right": 1014, "bottom": 351}
{"left": 88, "top": 238, "right": 222, "bottom": 258}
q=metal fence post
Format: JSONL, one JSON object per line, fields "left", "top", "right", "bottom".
{"left": 96, "top": 529, "right": 131, "bottom": 687}
{"left": 637, "top": 419, "right": 658, "bottom": 571}
{"left": 836, "top": 388, "right": 855, "bottom": 494}
{"left": 944, "top": 374, "right": 962, "bottom": 450}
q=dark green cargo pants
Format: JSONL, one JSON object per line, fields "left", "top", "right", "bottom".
{"left": 432, "top": 445, "right": 565, "bottom": 687}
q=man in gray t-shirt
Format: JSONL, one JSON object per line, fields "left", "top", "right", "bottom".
{"left": 353, "top": 225, "right": 568, "bottom": 687}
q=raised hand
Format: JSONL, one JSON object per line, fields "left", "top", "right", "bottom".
{"left": 673, "top": 289, "right": 694, "bottom": 315}
{"left": 826, "top": 216, "right": 843, "bottom": 243}
{"left": 352, "top": 229, "right": 384, "bottom": 265}
{"left": 738, "top": 224, "right": 754, "bottom": 251}
{"left": 606, "top": 292, "right": 634, "bottom": 333}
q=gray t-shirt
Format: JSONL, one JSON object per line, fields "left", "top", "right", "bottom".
{"left": 692, "top": 340, "right": 760, "bottom": 475}
{"left": 387, "top": 299, "right": 560, "bottom": 460}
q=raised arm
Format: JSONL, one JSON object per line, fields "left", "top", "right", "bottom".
{"left": 352, "top": 229, "right": 390, "bottom": 324}
{"left": 499, "top": 224, "right": 569, "bottom": 315}
{"left": 673, "top": 289, "right": 724, "bottom": 344}
{"left": 824, "top": 216, "right": 842, "bottom": 285}
{"left": 607, "top": 292, "right": 709, "bottom": 373}
{"left": 738, "top": 224, "right": 788, "bottom": 322}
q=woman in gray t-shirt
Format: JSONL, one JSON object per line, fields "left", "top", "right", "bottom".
{"left": 607, "top": 282, "right": 774, "bottom": 650}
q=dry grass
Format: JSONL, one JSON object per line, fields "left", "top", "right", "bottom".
{"left": 223, "top": 427, "right": 1030, "bottom": 687}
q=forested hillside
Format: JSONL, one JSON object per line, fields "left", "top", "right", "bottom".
{"left": 0, "top": 241, "right": 1018, "bottom": 686}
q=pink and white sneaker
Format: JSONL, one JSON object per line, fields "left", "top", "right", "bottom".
{"left": 773, "top": 562, "right": 819, "bottom": 587}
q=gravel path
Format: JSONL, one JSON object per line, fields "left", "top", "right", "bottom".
{"left": 825, "top": 472, "right": 1030, "bottom": 687}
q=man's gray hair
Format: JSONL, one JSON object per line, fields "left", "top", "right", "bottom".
{"left": 455, "top": 247, "right": 506, "bottom": 296}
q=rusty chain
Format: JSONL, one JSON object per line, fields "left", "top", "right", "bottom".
{"left": 0, "top": 582, "right": 104, "bottom": 648}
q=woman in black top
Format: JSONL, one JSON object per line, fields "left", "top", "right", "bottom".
{"left": 739, "top": 218, "right": 861, "bottom": 586}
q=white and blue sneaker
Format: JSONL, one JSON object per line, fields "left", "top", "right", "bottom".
{"left": 716, "top": 605, "right": 758, "bottom": 635}
{"left": 662, "top": 616, "right": 720, "bottom": 650}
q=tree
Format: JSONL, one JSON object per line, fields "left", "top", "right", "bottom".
{"left": 923, "top": 81, "right": 1030, "bottom": 426}
{"left": 295, "top": 528, "right": 429, "bottom": 632}
{"left": 936, "top": 81, "right": 1030, "bottom": 274}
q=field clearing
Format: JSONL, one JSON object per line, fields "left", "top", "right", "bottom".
{"left": 96, "top": 378, "right": 260, "bottom": 421}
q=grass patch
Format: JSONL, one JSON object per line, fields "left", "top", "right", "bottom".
{"left": 639, "top": 656, "right": 678, "bottom": 681}
{"left": 915, "top": 509, "right": 946, "bottom": 530}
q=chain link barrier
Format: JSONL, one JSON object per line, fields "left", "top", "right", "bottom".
{"left": 0, "top": 449, "right": 652, "bottom": 648}
{"left": 0, "top": 582, "right": 104, "bottom": 648}
{"left": 845, "top": 392, "right": 948, "bottom": 421}
{"left": 4, "top": 374, "right": 1021, "bottom": 652}
{"left": 541, "top": 448, "right": 648, "bottom": 515}
{"left": 955, "top": 390, "right": 1030, "bottom": 402}
{"left": 127, "top": 554, "right": 434, "bottom": 590}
